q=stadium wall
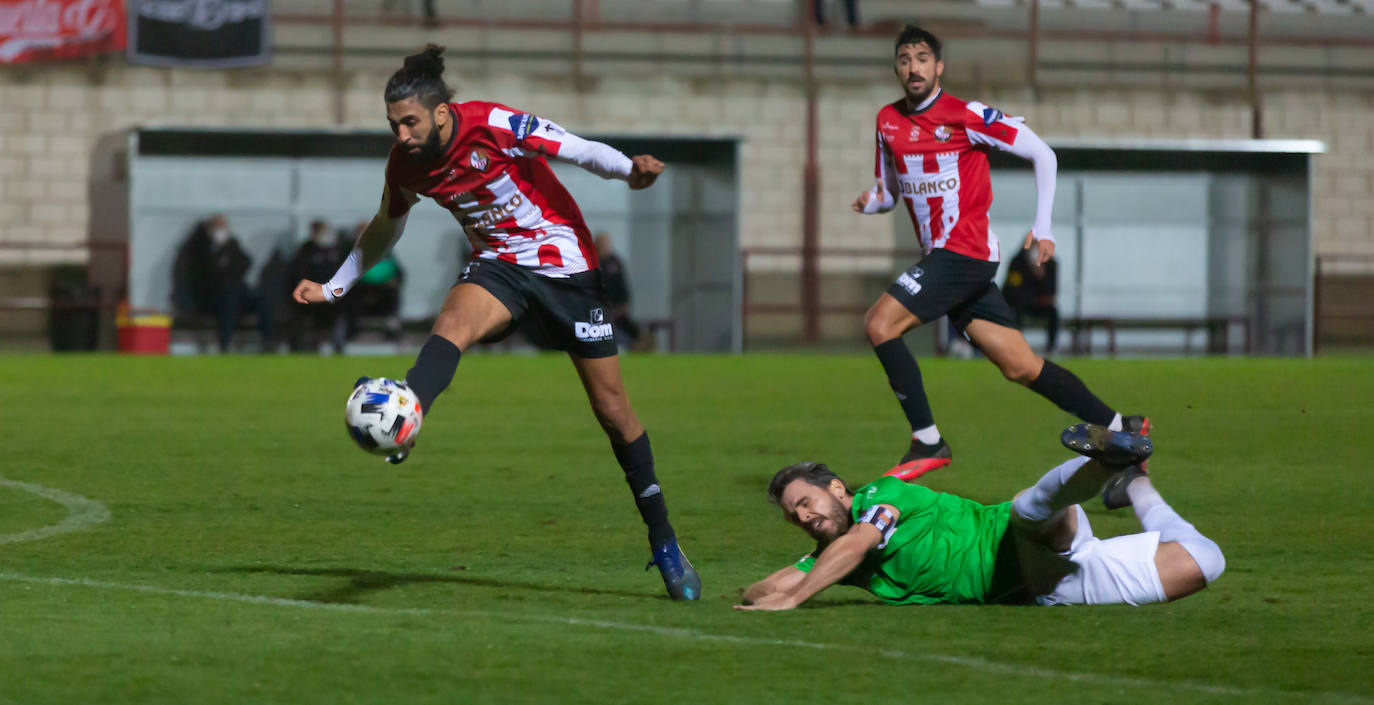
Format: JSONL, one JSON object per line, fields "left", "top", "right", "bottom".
{"left": 0, "top": 64, "right": 1370, "bottom": 269}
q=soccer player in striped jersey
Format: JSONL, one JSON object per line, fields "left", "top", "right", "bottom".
{"left": 736, "top": 425, "right": 1224, "bottom": 610}
{"left": 292, "top": 45, "right": 700, "bottom": 601}
{"left": 854, "top": 24, "right": 1145, "bottom": 482}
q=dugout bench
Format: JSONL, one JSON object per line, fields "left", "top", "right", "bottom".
{"left": 1065, "top": 316, "right": 1251, "bottom": 356}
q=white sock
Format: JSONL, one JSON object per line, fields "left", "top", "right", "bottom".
{"left": 913, "top": 425, "right": 941, "bottom": 445}
{"left": 1126, "top": 475, "right": 1164, "bottom": 514}
{"left": 1132, "top": 478, "right": 1226, "bottom": 584}
{"left": 1107, "top": 413, "right": 1123, "bottom": 431}
{"left": 1012, "top": 456, "right": 1113, "bottom": 523}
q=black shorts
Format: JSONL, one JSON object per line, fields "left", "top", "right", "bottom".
{"left": 887, "top": 248, "right": 1018, "bottom": 332}
{"left": 459, "top": 257, "right": 619, "bottom": 358}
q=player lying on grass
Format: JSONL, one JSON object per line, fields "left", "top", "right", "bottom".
{"left": 737, "top": 425, "right": 1224, "bottom": 610}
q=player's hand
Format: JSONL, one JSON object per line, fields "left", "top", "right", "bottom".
{"left": 733, "top": 592, "right": 799, "bottom": 611}
{"left": 851, "top": 190, "right": 873, "bottom": 213}
{"left": 1023, "top": 232, "right": 1055, "bottom": 266}
{"left": 627, "top": 154, "right": 664, "bottom": 190}
{"left": 293, "top": 279, "right": 330, "bottom": 305}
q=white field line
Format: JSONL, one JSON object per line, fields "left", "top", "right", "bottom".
{"left": 0, "top": 475, "right": 111, "bottom": 545}
{"left": 0, "top": 571, "right": 1370, "bottom": 705}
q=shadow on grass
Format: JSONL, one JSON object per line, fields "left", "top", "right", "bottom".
{"left": 215, "top": 565, "right": 665, "bottom": 604}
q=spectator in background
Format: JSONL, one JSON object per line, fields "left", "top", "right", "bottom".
{"left": 344, "top": 220, "right": 405, "bottom": 343}
{"left": 814, "top": 0, "right": 859, "bottom": 28}
{"left": 172, "top": 214, "right": 274, "bottom": 353}
{"left": 596, "top": 233, "right": 642, "bottom": 349}
{"left": 1003, "top": 247, "right": 1060, "bottom": 354}
{"left": 288, "top": 219, "right": 349, "bottom": 353}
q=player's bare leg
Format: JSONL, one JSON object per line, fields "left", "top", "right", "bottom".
{"left": 864, "top": 294, "right": 952, "bottom": 480}
{"left": 966, "top": 318, "right": 1129, "bottom": 431}
{"left": 570, "top": 353, "right": 701, "bottom": 601}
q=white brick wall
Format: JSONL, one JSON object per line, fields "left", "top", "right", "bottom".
{"left": 0, "top": 64, "right": 1371, "bottom": 267}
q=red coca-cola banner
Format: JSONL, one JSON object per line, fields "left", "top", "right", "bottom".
{"left": 0, "top": 0, "right": 126, "bottom": 64}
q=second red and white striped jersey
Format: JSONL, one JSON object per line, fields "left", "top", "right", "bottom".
{"left": 865, "top": 89, "right": 1057, "bottom": 262}
{"left": 382, "top": 101, "right": 634, "bottom": 278}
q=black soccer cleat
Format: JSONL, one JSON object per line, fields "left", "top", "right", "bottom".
{"left": 1101, "top": 464, "right": 1149, "bottom": 510}
{"left": 1060, "top": 424, "right": 1153, "bottom": 467}
{"left": 646, "top": 538, "right": 701, "bottom": 601}
{"left": 885, "top": 438, "right": 953, "bottom": 481}
{"left": 385, "top": 448, "right": 410, "bottom": 465}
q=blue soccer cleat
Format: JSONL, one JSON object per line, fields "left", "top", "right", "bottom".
{"left": 1061, "top": 423, "right": 1153, "bottom": 467}
{"left": 354, "top": 376, "right": 373, "bottom": 389}
{"left": 646, "top": 539, "right": 701, "bottom": 601}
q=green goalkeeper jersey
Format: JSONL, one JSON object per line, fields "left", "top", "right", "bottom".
{"left": 794, "top": 476, "right": 1022, "bottom": 605}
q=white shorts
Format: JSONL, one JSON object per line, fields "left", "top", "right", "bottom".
{"left": 1033, "top": 506, "right": 1168, "bottom": 606}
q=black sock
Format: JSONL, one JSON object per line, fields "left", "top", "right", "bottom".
{"left": 612, "top": 432, "right": 675, "bottom": 547}
{"left": 1028, "top": 359, "right": 1116, "bottom": 425}
{"left": 872, "top": 339, "right": 936, "bottom": 433}
{"left": 405, "top": 335, "right": 461, "bottom": 413}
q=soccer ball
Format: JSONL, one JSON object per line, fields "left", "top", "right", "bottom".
{"left": 345, "top": 377, "right": 423, "bottom": 457}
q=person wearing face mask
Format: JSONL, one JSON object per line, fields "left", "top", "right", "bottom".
{"left": 288, "top": 219, "right": 349, "bottom": 353}
{"left": 174, "top": 214, "right": 273, "bottom": 352}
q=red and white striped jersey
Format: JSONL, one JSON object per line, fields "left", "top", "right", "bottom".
{"left": 865, "top": 89, "right": 1057, "bottom": 263}
{"left": 383, "top": 101, "right": 633, "bottom": 278}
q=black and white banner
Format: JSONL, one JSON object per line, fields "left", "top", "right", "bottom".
{"left": 128, "top": 0, "right": 270, "bottom": 68}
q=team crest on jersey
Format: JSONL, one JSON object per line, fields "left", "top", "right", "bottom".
{"left": 934, "top": 125, "right": 952, "bottom": 142}
{"left": 982, "top": 107, "right": 1003, "bottom": 126}
{"left": 509, "top": 113, "right": 541, "bottom": 140}
{"left": 469, "top": 148, "right": 490, "bottom": 171}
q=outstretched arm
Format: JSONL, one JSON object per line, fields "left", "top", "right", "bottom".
{"left": 735, "top": 505, "right": 897, "bottom": 612}
{"left": 741, "top": 565, "right": 807, "bottom": 605}
{"left": 293, "top": 185, "right": 414, "bottom": 305}
{"left": 498, "top": 110, "right": 664, "bottom": 190}
{"left": 966, "top": 105, "right": 1058, "bottom": 265}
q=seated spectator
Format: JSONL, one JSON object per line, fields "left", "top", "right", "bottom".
{"left": 1003, "top": 247, "right": 1060, "bottom": 354}
{"left": 288, "top": 219, "right": 349, "bottom": 353}
{"left": 172, "top": 214, "right": 274, "bottom": 352}
{"left": 595, "top": 233, "right": 642, "bottom": 349}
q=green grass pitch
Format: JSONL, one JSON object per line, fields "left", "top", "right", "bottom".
{"left": 1, "top": 354, "right": 1371, "bottom": 704}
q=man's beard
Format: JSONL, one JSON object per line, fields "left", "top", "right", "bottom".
{"left": 407, "top": 124, "right": 445, "bottom": 160}
{"left": 905, "top": 80, "right": 936, "bottom": 106}
{"left": 808, "top": 500, "right": 851, "bottom": 547}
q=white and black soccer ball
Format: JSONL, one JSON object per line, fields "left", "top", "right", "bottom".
{"left": 345, "top": 377, "right": 423, "bottom": 456}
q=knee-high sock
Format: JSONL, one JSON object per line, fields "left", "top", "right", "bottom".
{"left": 405, "top": 335, "right": 462, "bottom": 414}
{"left": 872, "top": 339, "right": 936, "bottom": 435}
{"left": 613, "top": 432, "right": 675, "bottom": 546}
{"left": 1027, "top": 359, "right": 1117, "bottom": 426}
{"left": 1012, "top": 456, "right": 1116, "bottom": 523}
{"left": 1129, "top": 477, "right": 1226, "bottom": 583}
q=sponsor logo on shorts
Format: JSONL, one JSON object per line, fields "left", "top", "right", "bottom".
{"left": 509, "top": 113, "right": 541, "bottom": 140}
{"left": 897, "top": 272, "right": 922, "bottom": 296}
{"left": 575, "top": 307, "right": 613, "bottom": 341}
{"left": 469, "top": 148, "right": 490, "bottom": 171}
{"left": 934, "top": 125, "right": 952, "bottom": 142}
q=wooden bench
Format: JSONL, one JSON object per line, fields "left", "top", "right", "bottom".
{"left": 1065, "top": 317, "right": 1251, "bottom": 356}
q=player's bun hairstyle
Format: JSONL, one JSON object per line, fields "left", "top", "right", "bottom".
{"left": 385, "top": 44, "right": 456, "bottom": 109}
{"left": 767, "top": 462, "right": 850, "bottom": 506}
{"left": 894, "top": 23, "right": 942, "bottom": 60}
